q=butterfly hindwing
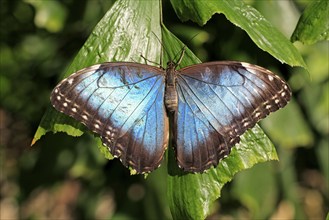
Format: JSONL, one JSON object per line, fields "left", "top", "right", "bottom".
{"left": 175, "top": 61, "right": 291, "bottom": 172}
{"left": 51, "top": 63, "right": 169, "bottom": 173}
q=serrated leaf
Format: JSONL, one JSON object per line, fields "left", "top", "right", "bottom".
{"left": 170, "top": 0, "right": 306, "bottom": 68}
{"left": 167, "top": 125, "right": 277, "bottom": 220}
{"left": 291, "top": 0, "right": 329, "bottom": 45}
{"left": 161, "top": 27, "right": 278, "bottom": 220}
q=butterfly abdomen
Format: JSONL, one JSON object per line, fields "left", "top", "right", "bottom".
{"left": 164, "top": 85, "right": 178, "bottom": 112}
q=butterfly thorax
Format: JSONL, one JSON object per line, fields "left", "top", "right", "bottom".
{"left": 164, "top": 61, "right": 178, "bottom": 113}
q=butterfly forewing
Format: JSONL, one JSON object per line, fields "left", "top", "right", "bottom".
{"left": 174, "top": 61, "right": 291, "bottom": 172}
{"left": 51, "top": 63, "right": 169, "bottom": 173}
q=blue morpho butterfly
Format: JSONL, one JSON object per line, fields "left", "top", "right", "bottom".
{"left": 51, "top": 49, "right": 291, "bottom": 174}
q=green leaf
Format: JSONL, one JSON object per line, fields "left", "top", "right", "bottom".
{"left": 167, "top": 125, "right": 277, "bottom": 220}
{"left": 33, "top": 0, "right": 162, "bottom": 146}
{"left": 291, "top": 0, "right": 329, "bottom": 45}
{"left": 170, "top": 0, "right": 306, "bottom": 68}
{"left": 161, "top": 27, "right": 278, "bottom": 220}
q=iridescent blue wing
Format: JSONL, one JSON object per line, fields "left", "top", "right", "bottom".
{"left": 51, "top": 63, "right": 169, "bottom": 174}
{"left": 175, "top": 61, "right": 291, "bottom": 172}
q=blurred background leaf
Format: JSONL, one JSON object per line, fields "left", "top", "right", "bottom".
{"left": 25, "top": 0, "right": 68, "bottom": 33}
{"left": 1, "top": 0, "right": 328, "bottom": 220}
{"left": 291, "top": 0, "right": 329, "bottom": 45}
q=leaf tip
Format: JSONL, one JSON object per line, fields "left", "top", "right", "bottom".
{"left": 31, "top": 126, "right": 47, "bottom": 146}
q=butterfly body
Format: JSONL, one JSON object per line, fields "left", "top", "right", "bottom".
{"left": 51, "top": 60, "right": 291, "bottom": 174}
{"left": 164, "top": 61, "right": 179, "bottom": 113}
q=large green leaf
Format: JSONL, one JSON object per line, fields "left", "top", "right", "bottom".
{"left": 291, "top": 0, "right": 329, "bottom": 45}
{"left": 161, "top": 27, "right": 278, "bottom": 220}
{"left": 33, "top": 0, "right": 162, "bottom": 145}
{"left": 34, "top": 1, "right": 280, "bottom": 219}
{"left": 170, "top": 0, "right": 306, "bottom": 68}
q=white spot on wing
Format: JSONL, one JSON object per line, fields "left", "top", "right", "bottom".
{"left": 243, "top": 122, "right": 250, "bottom": 127}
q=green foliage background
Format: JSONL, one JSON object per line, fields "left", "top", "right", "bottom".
{"left": 1, "top": 0, "right": 328, "bottom": 219}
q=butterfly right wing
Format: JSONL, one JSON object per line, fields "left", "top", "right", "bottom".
{"left": 174, "top": 61, "right": 291, "bottom": 172}
{"left": 51, "top": 63, "right": 169, "bottom": 173}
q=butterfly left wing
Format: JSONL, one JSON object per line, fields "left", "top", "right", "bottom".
{"left": 51, "top": 63, "right": 169, "bottom": 174}
{"left": 174, "top": 61, "right": 291, "bottom": 172}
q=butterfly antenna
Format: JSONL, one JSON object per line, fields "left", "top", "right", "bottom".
{"left": 190, "top": 32, "right": 201, "bottom": 43}
{"left": 176, "top": 46, "right": 185, "bottom": 66}
{"left": 173, "top": 32, "right": 200, "bottom": 66}
{"left": 152, "top": 31, "right": 171, "bottom": 64}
